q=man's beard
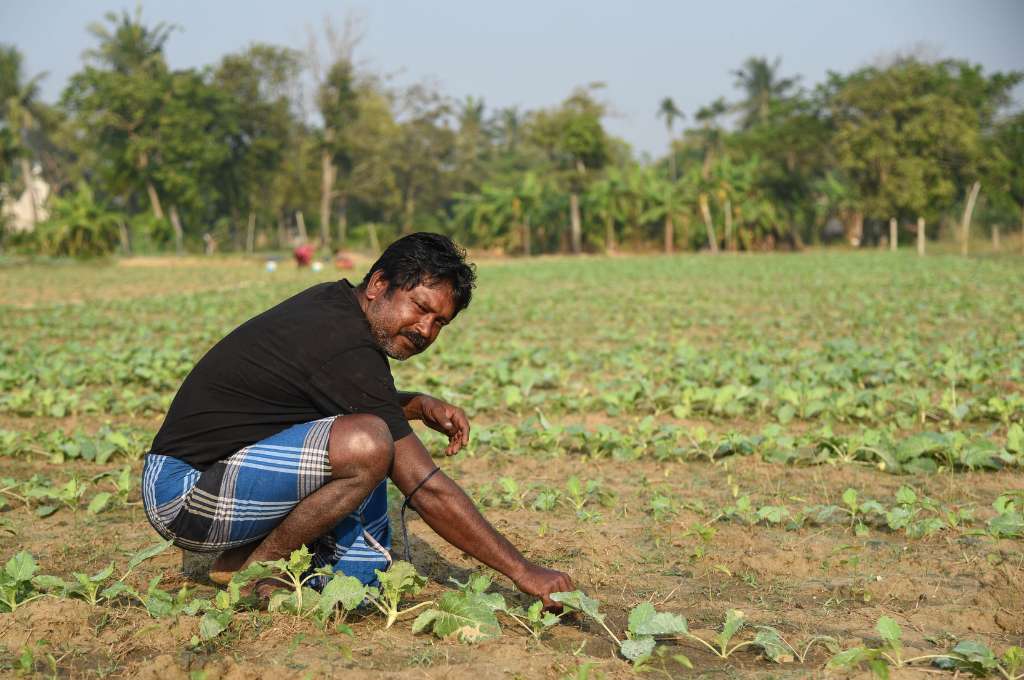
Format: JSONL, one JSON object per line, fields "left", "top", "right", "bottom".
{"left": 367, "top": 305, "right": 428, "bottom": 361}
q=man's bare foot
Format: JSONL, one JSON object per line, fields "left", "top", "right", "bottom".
{"left": 209, "top": 542, "right": 259, "bottom": 586}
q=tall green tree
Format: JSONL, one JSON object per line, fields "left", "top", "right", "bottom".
{"left": 316, "top": 58, "right": 359, "bottom": 247}
{"left": 529, "top": 86, "right": 608, "bottom": 253}
{"left": 981, "top": 111, "right": 1024, "bottom": 241}
{"left": 640, "top": 167, "right": 691, "bottom": 253}
{"left": 391, "top": 84, "right": 454, "bottom": 236}
{"left": 826, "top": 58, "right": 1021, "bottom": 237}
{"left": 214, "top": 44, "right": 302, "bottom": 251}
{"left": 62, "top": 8, "right": 175, "bottom": 225}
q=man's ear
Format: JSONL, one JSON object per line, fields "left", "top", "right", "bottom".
{"left": 365, "top": 271, "right": 389, "bottom": 301}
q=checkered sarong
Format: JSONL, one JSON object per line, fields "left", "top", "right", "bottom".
{"left": 142, "top": 416, "right": 391, "bottom": 585}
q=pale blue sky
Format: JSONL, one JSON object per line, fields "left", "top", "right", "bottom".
{"left": 2, "top": 1, "right": 1022, "bottom": 156}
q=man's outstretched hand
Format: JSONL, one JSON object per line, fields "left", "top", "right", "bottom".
{"left": 416, "top": 395, "right": 470, "bottom": 455}
{"left": 513, "top": 563, "right": 574, "bottom": 609}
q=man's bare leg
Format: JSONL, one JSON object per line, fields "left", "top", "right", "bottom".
{"left": 210, "top": 414, "right": 394, "bottom": 584}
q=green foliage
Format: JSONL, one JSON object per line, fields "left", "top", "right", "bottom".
{"left": 412, "top": 580, "right": 502, "bottom": 643}
{"left": 364, "top": 560, "right": 430, "bottom": 628}
{"left": 0, "top": 551, "right": 43, "bottom": 612}
{"left": 31, "top": 183, "right": 122, "bottom": 257}
{"left": 827, "top": 615, "right": 973, "bottom": 677}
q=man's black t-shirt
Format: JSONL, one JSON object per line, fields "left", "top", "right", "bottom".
{"left": 150, "top": 279, "right": 412, "bottom": 470}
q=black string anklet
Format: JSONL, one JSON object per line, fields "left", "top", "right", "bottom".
{"left": 400, "top": 466, "right": 442, "bottom": 563}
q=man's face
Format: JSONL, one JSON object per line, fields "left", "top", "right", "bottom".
{"left": 364, "top": 277, "right": 457, "bottom": 360}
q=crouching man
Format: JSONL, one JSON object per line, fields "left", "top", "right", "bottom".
{"left": 142, "top": 233, "right": 572, "bottom": 603}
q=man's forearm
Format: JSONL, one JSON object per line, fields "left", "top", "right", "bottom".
{"left": 396, "top": 391, "right": 423, "bottom": 420}
{"left": 390, "top": 433, "right": 528, "bottom": 581}
{"left": 410, "top": 472, "right": 529, "bottom": 581}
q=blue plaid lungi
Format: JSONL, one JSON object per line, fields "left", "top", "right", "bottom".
{"left": 141, "top": 416, "right": 391, "bottom": 586}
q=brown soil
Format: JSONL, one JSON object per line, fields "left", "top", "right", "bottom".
{"left": 1, "top": 450, "right": 1020, "bottom": 679}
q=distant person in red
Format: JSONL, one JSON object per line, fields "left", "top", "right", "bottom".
{"left": 293, "top": 243, "right": 315, "bottom": 267}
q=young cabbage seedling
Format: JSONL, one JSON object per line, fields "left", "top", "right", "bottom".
{"left": 364, "top": 560, "right": 431, "bottom": 628}
{"left": 413, "top": 574, "right": 503, "bottom": 643}
{"left": 938, "top": 640, "right": 1024, "bottom": 680}
{"left": 551, "top": 591, "right": 622, "bottom": 648}
{"left": 753, "top": 626, "right": 838, "bottom": 663}
{"left": 233, "top": 545, "right": 334, "bottom": 616}
{"left": 829, "top": 616, "right": 961, "bottom": 676}
{"left": 0, "top": 551, "right": 45, "bottom": 612}
{"left": 504, "top": 599, "right": 563, "bottom": 640}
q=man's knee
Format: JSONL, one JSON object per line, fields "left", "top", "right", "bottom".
{"left": 328, "top": 414, "right": 394, "bottom": 482}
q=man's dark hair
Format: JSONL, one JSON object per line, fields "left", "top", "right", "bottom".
{"left": 359, "top": 232, "right": 477, "bottom": 314}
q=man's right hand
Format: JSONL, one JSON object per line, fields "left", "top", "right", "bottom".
{"left": 513, "top": 562, "right": 574, "bottom": 609}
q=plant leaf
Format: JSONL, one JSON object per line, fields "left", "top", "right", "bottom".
{"left": 412, "top": 591, "right": 501, "bottom": 643}
{"left": 829, "top": 646, "right": 875, "bottom": 669}
{"left": 5, "top": 551, "right": 37, "bottom": 581}
{"left": 90, "top": 563, "right": 115, "bottom": 583}
{"left": 754, "top": 627, "right": 794, "bottom": 663}
{"left": 620, "top": 635, "right": 656, "bottom": 662}
{"left": 32, "top": 574, "right": 67, "bottom": 593}
{"left": 627, "top": 602, "right": 688, "bottom": 636}
{"left": 126, "top": 539, "right": 173, "bottom": 573}
{"left": 551, "top": 590, "right": 604, "bottom": 623}
{"left": 718, "top": 609, "right": 745, "bottom": 650}
{"left": 376, "top": 561, "right": 427, "bottom": 602}
{"left": 875, "top": 616, "right": 901, "bottom": 648}
{"left": 319, "top": 573, "right": 367, "bottom": 615}
{"left": 87, "top": 492, "right": 112, "bottom": 514}
{"left": 199, "top": 610, "right": 230, "bottom": 640}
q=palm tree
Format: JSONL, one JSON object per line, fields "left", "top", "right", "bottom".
{"left": 731, "top": 56, "right": 799, "bottom": 129}
{"left": 81, "top": 8, "right": 176, "bottom": 225}
{"left": 85, "top": 7, "right": 176, "bottom": 73}
{"left": 495, "top": 106, "right": 521, "bottom": 153}
{"left": 693, "top": 97, "right": 728, "bottom": 181}
{"left": 640, "top": 168, "right": 689, "bottom": 254}
{"left": 656, "top": 97, "right": 684, "bottom": 180}
{"left": 450, "top": 172, "right": 542, "bottom": 254}
{"left": 585, "top": 171, "right": 628, "bottom": 253}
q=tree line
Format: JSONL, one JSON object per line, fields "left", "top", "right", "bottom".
{"left": 1, "top": 8, "right": 1022, "bottom": 257}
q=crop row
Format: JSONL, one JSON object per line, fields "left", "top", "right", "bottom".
{"left": 3, "top": 547, "right": 1021, "bottom": 678}
{"left": 3, "top": 338, "right": 1022, "bottom": 428}
{"left": 472, "top": 417, "right": 1024, "bottom": 473}
{"left": 0, "top": 466, "right": 134, "bottom": 519}
{"left": 2, "top": 419, "right": 1021, "bottom": 476}
{"left": 469, "top": 475, "right": 1024, "bottom": 541}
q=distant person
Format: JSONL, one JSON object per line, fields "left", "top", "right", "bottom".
{"left": 141, "top": 233, "right": 572, "bottom": 604}
{"left": 334, "top": 251, "right": 355, "bottom": 270}
{"left": 293, "top": 242, "right": 314, "bottom": 267}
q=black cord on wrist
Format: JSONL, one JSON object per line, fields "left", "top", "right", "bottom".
{"left": 400, "top": 466, "right": 442, "bottom": 563}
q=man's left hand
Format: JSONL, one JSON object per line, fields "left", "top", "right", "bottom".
{"left": 416, "top": 396, "right": 470, "bottom": 455}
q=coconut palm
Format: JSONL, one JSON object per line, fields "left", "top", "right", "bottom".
{"left": 585, "top": 170, "right": 628, "bottom": 253}
{"left": 85, "top": 7, "right": 176, "bottom": 73}
{"left": 640, "top": 168, "right": 697, "bottom": 254}
{"left": 732, "top": 56, "right": 799, "bottom": 129}
{"left": 693, "top": 97, "right": 728, "bottom": 180}
{"left": 656, "top": 97, "right": 684, "bottom": 180}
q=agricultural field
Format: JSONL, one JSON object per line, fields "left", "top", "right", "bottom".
{"left": 1, "top": 251, "right": 1022, "bottom": 679}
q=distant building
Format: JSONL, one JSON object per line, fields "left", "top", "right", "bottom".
{"left": 0, "top": 164, "right": 50, "bottom": 233}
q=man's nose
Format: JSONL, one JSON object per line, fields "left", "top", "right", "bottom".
{"left": 413, "top": 317, "right": 433, "bottom": 338}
